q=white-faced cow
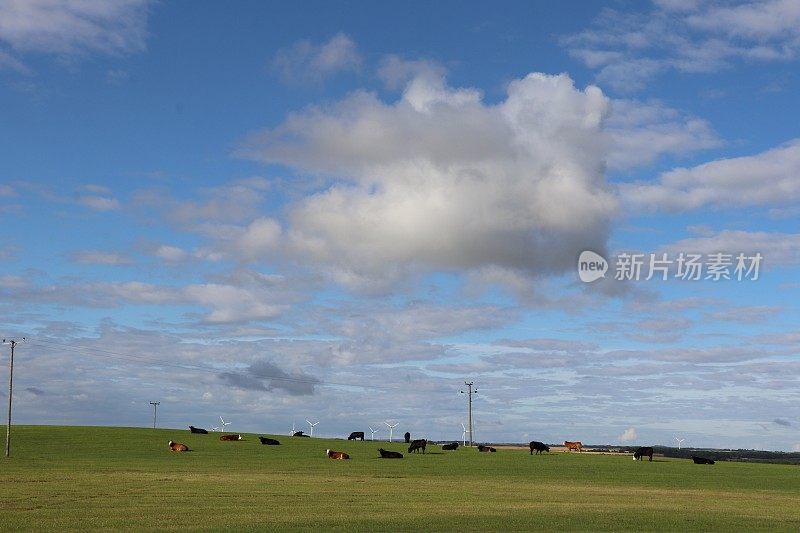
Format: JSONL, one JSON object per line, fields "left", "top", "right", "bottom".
{"left": 633, "top": 447, "right": 654, "bottom": 461}
{"left": 347, "top": 431, "right": 365, "bottom": 441}
{"left": 378, "top": 448, "right": 403, "bottom": 459}
{"left": 168, "top": 440, "right": 189, "bottom": 452}
{"left": 326, "top": 449, "right": 350, "bottom": 460}
{"left": 408, "top": 439, "right": 427, "bottom": 454}
{"left": 529, "top": 441, "right": 550, "bottom": 455}
{"left": 219, "top": 434, "right": 242, "bottom": 442}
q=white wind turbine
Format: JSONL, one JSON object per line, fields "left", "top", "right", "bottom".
{"left": 674, "top": 436, "right": 685, "bottom": 450}
{"left": 461, "top": 422, "right": 470, "bottom": 446}
{"left": 306, "top": 419, "right": 319, "bottom": 437}
{"left": 219, "top": 416, "right": 231, "bottom": 431}
{"left": 385, "top": 420, "right": 399, "bottom": 442}
{"left": 211, "top": 422, "right": 220, "bottom": 432}
{"left": 369, "top": 426, "right": 380, "bottom": 441}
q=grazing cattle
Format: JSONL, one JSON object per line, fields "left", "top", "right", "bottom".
{"left": 293, "top": 431, "right": 309, "bottom": 437}
{"left": 477, "top": 444, "right": 497, "bottom": 452}
{"left": 347, "top": 431, "right": 365, "bottom": 441}
{"left": 633, "top": 446, "right": 654, "bottom": 461}
{"left": 564, "top": 441, "right": 583, "bottom": 453}
{"left": 219, "top": 434, "right": 242, "bottom": 441}
{"left": 259, "top": 436, "right": 280, "bottom": 445}
{"left": 168, "top": 440, "right": 189, "bottom": 452}
{"left": 692, "top": 455, "right": 715, "bottom": 465}
{"left": 378, "top": 448, "right": 403, "bottom": 459}
{"left": 441, "top": 442, "right": 459, "bottom": 451}
{"left": 326, "top": 449, "right": 350, "bottom": 460}
{"left": 189, "top": 426, "right": 208, "bottom": 434}
{"left": 404, "top": 432, "right": 411, "bottom": 444}
{"left": 529, "top": 441, "right": 550, "bottom": 455}
{"left": 408, "top": 439, "right": 427, "bottom": 454}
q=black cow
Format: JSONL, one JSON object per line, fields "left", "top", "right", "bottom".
{"left": 691, "top": 455, "right": 715, "bottom": 465}
{"left": 633, "top": 446, "right": 654, "bottom": 461}
{"left": 378, "top": 448, "right": 403, "bottom": 459}
{"left": 441, "top": 442, "right": 459, "bottom": 451}
{"left": 477, "top": 445, "right": 497, "bottom": 452}
{"left": 189, "top": 426, "right": 208, "bottom": 434}
{"left": 259, "top": 436, "right": 280, "bottom": 445}
{"left": 292, "top": 431, "right": 309, "bottom": 437}
{"left": 404, "top": 431, "right": 411, "bottom": 444}
{"left": 408, "top": 439, "right": 427, "bottom": 453}
{"left": 347, "top": 431, "right": 365, "bottom": 441}
{"left": 529, "top": 441, "right": 550, "bottom": 455}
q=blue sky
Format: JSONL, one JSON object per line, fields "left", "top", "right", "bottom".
{"left": 1, "top": 0, "right": 799, "bottom": 450}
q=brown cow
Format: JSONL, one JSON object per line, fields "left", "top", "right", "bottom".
{"left": 564, "top": 441, "right": 582, "bottom": 452}
{"left": 168, "top": 440, "right": 189, "bottom": 452}
{"left": 326, "top": 448, "right": 350, "bottom": 460}
{"left": 219, "top": 434, "right": 242, "bottom": 441}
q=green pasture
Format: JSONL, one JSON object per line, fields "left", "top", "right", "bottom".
{"left": 1, "top": 426, "right": 799, "bottom": 531}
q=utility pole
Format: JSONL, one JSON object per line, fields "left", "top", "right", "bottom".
{"left": 150, "top": 401, "right": 160, "bottom": 429}
{"left": 3, "top": 337, "right": 24, "bottom": 458}
{"left": 460, "top": 381, "right": 477, "bottom": 447}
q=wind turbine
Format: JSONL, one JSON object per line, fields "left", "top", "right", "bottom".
{"left": 219, "top": 416, "right": 231, "bottom": 431}
{"left": 461, "top": 422, "right": 470, "bottom": 446}
{"left": 369, "top": 426, "right": 379, "bottom": 441}
{"left": 290, "top": 420, "right": 296, "bottom": 436}
{"left": 384, "top": 420, "right": 399, "bottom": 442}
{"left": 211, "top": 422, "right": 220, "bottom": 432}
{"left": 674, "top": 436, "right": 685, "bottom": 450}
{"left": 306, "top": 419, "right": 319, "bottom": 437}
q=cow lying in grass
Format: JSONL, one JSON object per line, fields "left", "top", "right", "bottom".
{"left": 378, "top": 448, "right": 403, "bottom": 459}
{"left": 441, "top": 442, "right": 459, "bottom": 451}
{"left": 259, "top": 436, "right": 280, "bottom": 445}
{"left": 477, "top": 445, "right": 497, "bottom": 452}
{"left": 168, "top": 440, "right": 189, "bottom": 452}
{"left": 326, "top": 449, "right": 350, "bottom": 460}
{"left": 219, "top": 434, "right": 242, "bottom": 441}
{"left": 189, "top": 426, "right": 208, "bottom": 434}
{"left": 692, "top": 455, "right": 715, "bottom": 464}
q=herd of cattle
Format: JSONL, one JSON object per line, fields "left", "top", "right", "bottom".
{"left": 170, "top": 427, "right": 716, "bottom": 465}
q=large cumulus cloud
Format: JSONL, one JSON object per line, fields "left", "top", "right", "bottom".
{"left": 240, "top": 71, "right": 617, "bottom": 290}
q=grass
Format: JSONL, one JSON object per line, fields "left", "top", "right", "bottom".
{"left": 2, "top": 426, "right": 800, "bottom": 531}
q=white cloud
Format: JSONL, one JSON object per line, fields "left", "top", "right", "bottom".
{"left": 622, "top": 139, "right": 800, "bottom": 211}
{"left": 240, "top": 71, "right": 617, "bottom": 290}
{"left": 77, "top": 194, "right": 120, "bottom": 211}
{"left": 619, "top": 427, "right": 637, "bottom": 442}
{"left": 272, "top": 32, "right": 361, "bottom": 84}
{"left": 71, "top": 251, "right": 133, "bottom": 266}
{"left": 153, "top": 245, "right": 187, "bottom": 263}
{"left": 0, "top": 0, "right": 149, "bottom": 61}
{"left": 0, "top": 184, "right": 18, "bottom": 197}
{"left": 607, "top": 99, "right": 720, "bottom": 171}
{"left": 663, "top": 230, "right": 800, "bottom": 266}
{"left": 565, "top": 1, "right": 800, "bottom": 92}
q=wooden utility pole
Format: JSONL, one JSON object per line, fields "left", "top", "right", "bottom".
{"left": 461, "top": 381, "right": 477, "bottom": 447}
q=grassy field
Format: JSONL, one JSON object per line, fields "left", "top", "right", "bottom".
{"left": 2, "top": 426, "right": 800, "bottom": 531}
